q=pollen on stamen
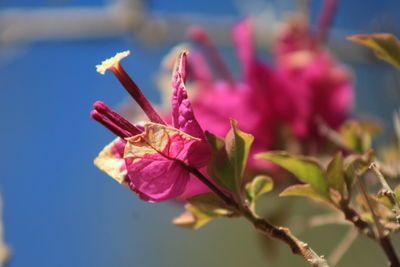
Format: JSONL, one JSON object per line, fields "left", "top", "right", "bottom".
{"left": 96, "top": 50, "right": 131, "bottom": 75}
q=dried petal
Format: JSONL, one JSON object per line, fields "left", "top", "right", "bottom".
{"left": 94, "top": 138, "right": 128, "bottom": 185}
{"left": 171, "top": 51, "right": 207, "bottom": 140}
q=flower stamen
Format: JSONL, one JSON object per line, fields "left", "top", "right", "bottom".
{"left": 90, "top": 110, "right": 131, "bottom": 138}
{"left": 96, "top": 51, "right": 166, "bottom": 125}
{"left": 93, "top": 101, "right": 142, "bottom": 136}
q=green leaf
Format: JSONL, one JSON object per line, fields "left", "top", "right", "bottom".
{"left": 205, "top": 131, "right": 235, "bottom": 191}
{"left": 187, "top": 193, "right": 234, "bottom": 216}
{"left": 348, "top": 33, "right": 400, "bottom": 68}
{"left": 394, "top": 110, "right": 400, "bottom": 144}
{"left": 225, "top": 119, "right": 254, "bottom": 195}
{"left": 395, "top": 185, "right": 400, "bottom": 203}
{"left": 279, "top": 184, "right": 331, "bottom": 202}
{"left": 245, "top": 175, "right": 274, "bottom": 203}
{"left": 377, "top": 195, "right": 393, "bottom": 209}
{"left": 256, "top": 151, "right": 329, "bottom": 197}
{"left": 326, "top": 152, "right": 345, "bottom": 194}
{"left": 343, "top": 151, "right": 374, "bottom": 192}
{"left": 172, "top": 204, "right": 215, "bottom": 230}
{"left": 339, "top": 121, "right": 371, "bottom": 153}
{"left": 206, "top": 120, "right": 254, "bottom": 198}
{"left": 174, "top": 193, "right": 242, "bottom": 230}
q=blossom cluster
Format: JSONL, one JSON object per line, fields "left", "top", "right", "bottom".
{"left": 92, "top": 2, "right": 353, "bottom": 202}
{"left": 184, "top": 16, "right": 353, "bottom": 158}
{"left": 89, "top": 3, "right": 400, "bottom": 266}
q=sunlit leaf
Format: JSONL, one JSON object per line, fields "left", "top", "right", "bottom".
{"left": 206, "top": 120, "right": 254, "bottom": 199}
{"left": 343, "top": 151, "right": 374, "bottom": 192}
{"left": 172, "top": 204, "right": 214, "bottom": 230}
{"left": 339, "top": 121, "right": 371, "bottom": 153}
{"left": 377, "top": 195, "right": 393, "bottom": 209}
{"left": 348, "top": 33, "right": 400, "bottom": 68}
{"left": 187, "top": 193, "right": 235, "bottom": 216}
{"left": 279, "top": 184, "right": 331, "bottom": 203}
{"left": 205, "top": 132, "right": 235, "bottom": 191}
{"left": 245, "top": 175, "right": 274, "bottom": 203}
{"left": 256, "top": 151, "right": 329, "bottom": 197}
{"left": 379, "top": 146, "right": 400, "bottom": 178}
{"left": 395, "top": 185, "right": 400, "bottom": 203}
{"left": 225, "top": 119, "right": 254, "bottom": 195}
{"left": 326, "top": 152, "right": 345, "bottom": 194}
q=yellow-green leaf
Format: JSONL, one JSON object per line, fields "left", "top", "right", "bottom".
{"left": 343, "top": 151, "right": 374, "bottom": 192}
{"left": 339, "top": 121, "right": 371, "bottom": 153}
{"left": 394, "top": 110, "right": 400, "bottom": 143}
{"left": 172, "top": 204, "right": 215, "bottom": 230}
{"left": 326, "top": 152, "right": 345, "bottom": 194}
{"left": 245, "top": 175, "right": 274, "bottom": 202}
{"left": 348, "top": 33, "right": 400, "bottom": 68}
{"left": 256, "top": 151, "right": 329, "bottom": 197}
{"left": 205, "top": 132, "right": 235, "bottom": 191}
{"left": 395, "top": 185, "right": 400, "bottom": 203}
{"left": 279, "top": 184, "right": 331, "bottom": 203}
{"left": 377, "top": 195, "right": 393, "bottom": 209}
{"left": 225, "top": 120, "right": 254, "bottom": 195}
{"left": 187, "top": 193, "right": 234, "bottom": 216}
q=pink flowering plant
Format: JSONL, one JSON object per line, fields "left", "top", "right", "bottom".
{"left": 91, "top": 1, "right": 400, "bottom": 266}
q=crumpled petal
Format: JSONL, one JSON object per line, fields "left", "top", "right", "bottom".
{"left": 171, "top": 51, "right": 207, "bottom": 140}
{"left": 123, "top": 123, "right": 210, "bottom": 202}
{"left": 94, "top": 138, "right": 128, "bottom": 185}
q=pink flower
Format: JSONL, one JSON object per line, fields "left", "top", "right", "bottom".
{"left": 274, "top": 0, "right": 353, "bottom": 140}
{"left": 185, "top": 20, "right": 276, "bottom": 169}
{"left": 92, "top": 51, "right": 211, "bottom": 202}
{"left": 182, "top": 0, "right": 353, "bottom": 155}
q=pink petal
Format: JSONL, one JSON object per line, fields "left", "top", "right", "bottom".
{"left": 171, "top": 51, "right": 208, "bottom": 140}
{"left": 232, "top": 18, "right": 254, "bottom": 74}
{"left": 123, "top": 123, "right": 211, "bottom": 202}
{"left": 125, "top": 156, "right": 188, "bottom": 202}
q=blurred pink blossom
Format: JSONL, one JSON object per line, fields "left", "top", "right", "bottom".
{"left": 179, "top": 0, "right": 352, "bottom": 160}
{"left": 275, "top": 6, "right": 354, "bottom": 140}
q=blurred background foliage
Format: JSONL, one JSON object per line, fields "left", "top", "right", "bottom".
{"left": 0, "top": 0, "right": 399, "bottom": 266}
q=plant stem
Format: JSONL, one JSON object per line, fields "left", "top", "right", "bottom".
{"left": 186, "top": 165, "right": 330, "bottom": 267}
{"left": 185, "top": 166, "right": 239, "bottom": 210}
{"left": 380, "top": 237, "right": 400, "bottom": 267}
{"left": 328, "top": 228, "right": 358, "bottom": 266}
{"left": 357, "top": 175, "right": 400, "bottom": 267}
{"left": 370, "top": 162, "right": 400, "bottom": 224}
{"left": 339, "top": 200, "right": 375, "bottom": 239}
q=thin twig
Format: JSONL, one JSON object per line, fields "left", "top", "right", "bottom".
{"left": 339, "top": 200, "right": 375, "bottom": 239}
{"left": 308, "top": 213, "right": 350, "bottom": 228}
{"left": 184, "top": 166, "right": 239, "bottom": 210}
{"left": 328, "top": 228, "right": 358, "bottom": 266}
{"left": 357, "top": 175, "right": 400, "bottom": 267}
{"left": 370, "top": 162, "right": 400, "bottom": 224}
{"left": 186, "top": 165, "right": 330, "bottom": 267}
